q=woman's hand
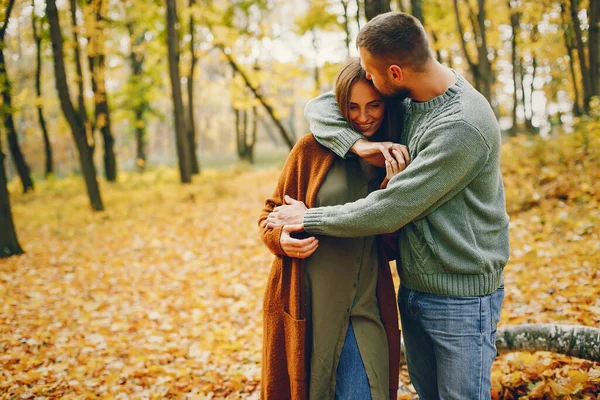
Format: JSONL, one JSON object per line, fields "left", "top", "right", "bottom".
{"left": 280, "top": 224, "right": 319, "bottom": 259}
{"left": 380, "top": 149, "right": 408, "bottom": 189}
{"left": 351, "top": 139, "right": 410, "bottom": 168}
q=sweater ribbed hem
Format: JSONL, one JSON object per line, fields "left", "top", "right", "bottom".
{"left": 303, "top": 207, "right": 327, "bottom": 234}
{"left": 410, "top": 71, "right": 465, "bottom": 114}
{"left": 327, "top": 129, "right": 362, "bottom": 159}
{"left": 399, "top": 268, "right": 504, "bottom": 297}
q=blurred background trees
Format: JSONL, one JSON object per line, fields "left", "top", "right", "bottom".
{"left": 0, "top": 0, "right": 598, "bottom": 253}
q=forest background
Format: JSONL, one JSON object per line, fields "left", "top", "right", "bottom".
{"left": 0, "top": 0, "right": 599, "bottom": 398}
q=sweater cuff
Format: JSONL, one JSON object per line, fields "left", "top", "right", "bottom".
{"left": 329, "top": 130, "right": 362, "bottom": 159}
{"left": 265, "top": 225, "right": 286, "bottom": 256}
{"left": 303, "top": 208, "right": 327, "bottom": 235}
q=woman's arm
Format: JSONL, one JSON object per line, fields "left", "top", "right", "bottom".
{"left": 258, "top": 143, "right": 319, "bottom": 258}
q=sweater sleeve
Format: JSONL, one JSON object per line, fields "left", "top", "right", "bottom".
{"left": 304, "top": 91, "right": 364, "bottom": 158}
{"left": 303, "top": 121, "right": 490, "bottom": 237}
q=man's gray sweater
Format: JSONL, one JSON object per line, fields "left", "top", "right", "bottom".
{"left": 303, "top": 73, "right": 509, "bottom": 297}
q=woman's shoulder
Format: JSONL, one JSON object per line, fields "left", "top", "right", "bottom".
{"left": 290, "top": 133, "right": 333, "bottom": 159}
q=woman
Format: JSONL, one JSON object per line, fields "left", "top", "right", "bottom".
{"left": 258, "top": 58, "right": 406, "bottom": 400}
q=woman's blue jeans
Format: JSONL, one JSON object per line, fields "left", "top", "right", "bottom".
{"left": 335, "top": 322, "right": 372, "bottom": 400}
{"left": 398, "top": 285, "right": 505, "bottom": 400}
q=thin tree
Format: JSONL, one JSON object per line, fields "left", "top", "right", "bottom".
{"left": 364, "top": 0, "right": 390, "bottom": 21}
{"left": 69, "top": 0, "right": 88, "bottom": 128}
{"left": 453, "top": 0, "right": 494, "bottom": 102}
{"left": 218, "top": 46, "right": 294, "bottom": 150}
{"left": 166, "top": 0, "right": 192, "bottom": 183}
{"left": 31, "top": 0, "right": 53, "bottom": 178}
{"left": 87, "top": 0, "right": 117, "bottom": 181}
{"left": 46, "top": 0, "right": 104, "bottom": 210}
{"left": 560, "top": 3, "right": 582, "bottom": 116}
{"left": 411, "top": 0, "right": 423, "bottom": 22}
{"left": 186, "top": 0, "right": 200, "bottom": 174}
{"left": 341, "top": 0, "right": 351, "bottom": 57}
{"left": 570, "top": 0, "right": 592, "bottom": 113}
{"left": 588, "top": 0, "right": 598, "bottom": 98}
{"left": 0, "top": 0, "right": 23, "bottom": 257}
{"left": 0, "top": 134, "right": 22, "bottom": 257}
{"left": 508, "top": 0, "right": 520, "bottom": 135}
{"left": 0, "top": 0, "right": 34, "bottom": 193}
{"left": 126, "top": 23, "right": 150, "bottom": 172}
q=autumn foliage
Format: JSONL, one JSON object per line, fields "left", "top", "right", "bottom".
{"left": 1, "top": 120, "right": 599, "bottom": 398}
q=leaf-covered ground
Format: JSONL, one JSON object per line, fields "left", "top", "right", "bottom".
{"left": 1, "top": 128, "right": 599, "bottom": 399}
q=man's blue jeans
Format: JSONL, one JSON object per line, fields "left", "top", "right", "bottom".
{"left": 398, "top": 285, "right": 504, "bottom": 400}
{"left": 335, "top": 323, "right": 372, "bottom": 400}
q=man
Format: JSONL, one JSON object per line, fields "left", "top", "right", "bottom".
{"left": 266, "top": 12, "right": 509, "bottom": 400}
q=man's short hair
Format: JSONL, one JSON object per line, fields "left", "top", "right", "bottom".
{"left": 356, "top": 12, "right": 431, "bottom": 71}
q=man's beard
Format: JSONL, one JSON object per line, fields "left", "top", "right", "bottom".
{"left": 380, "top": 77, "right": 410, "bottom": 100}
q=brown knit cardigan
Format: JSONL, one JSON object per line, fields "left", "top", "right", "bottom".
{"left": 258, "top": 134, "right": 400, "bottom": 400}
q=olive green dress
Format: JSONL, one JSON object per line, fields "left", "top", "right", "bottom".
{"left": 305, "top": 156, "right": 390, "bottom": 400}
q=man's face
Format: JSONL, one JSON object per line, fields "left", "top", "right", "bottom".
{"left": 359, "top": 47, "right": 410, "bottom": 99}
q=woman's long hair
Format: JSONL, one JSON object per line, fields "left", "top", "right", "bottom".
{"left": 334, "top": 57, "right": 404, "bottom": 143}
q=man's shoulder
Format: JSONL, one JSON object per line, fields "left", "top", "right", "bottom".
{"left": 453, "top": 86, "right": 500, "bottom": 147}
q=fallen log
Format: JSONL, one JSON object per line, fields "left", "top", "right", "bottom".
{"left": 398, "top": 324, "right": 600, "bottom": 365}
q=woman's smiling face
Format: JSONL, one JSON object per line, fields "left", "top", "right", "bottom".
{"left": 348, "top": 80, "right": 386, "bottom": 138}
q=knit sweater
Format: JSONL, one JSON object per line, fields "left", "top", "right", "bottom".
{"left": 303, "top": 72, "right": 510, "bottom": 297}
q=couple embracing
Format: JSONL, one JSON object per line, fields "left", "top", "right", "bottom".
{"left": 258, "top": 11, "right": 509, "bottom": 400}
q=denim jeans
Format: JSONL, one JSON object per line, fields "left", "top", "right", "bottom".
{"left": 398, "top": 285, "right": 504, "bottom": 400}
{"left": 335, "top": 323, "right": 372, "bottom": 400}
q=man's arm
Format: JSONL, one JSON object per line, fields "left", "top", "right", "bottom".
{"left": 301, "top": 122, "right": 490, "bottom": 237}
{"left": 304, "top": 92, "right": 362, "bottom": 158}
{"left": 305, "top": 92, "right": 411, "bottom": 167}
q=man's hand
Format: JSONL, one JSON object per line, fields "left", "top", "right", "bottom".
{"left": 266, "top": 195, "right": 308, "bottom": 228}
{"left": 280, "top": 224, "right": 319, "bottom": 258}
{"left": 351, "top": 139, "right": 410, "bottom": 168}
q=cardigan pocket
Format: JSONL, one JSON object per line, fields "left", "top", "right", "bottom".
{"left": 282, "top": 310, "right": 308, "bottom": 382}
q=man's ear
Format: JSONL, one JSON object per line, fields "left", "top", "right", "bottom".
{"left": 388, "top": 65, "right": 403, "bottom": 83}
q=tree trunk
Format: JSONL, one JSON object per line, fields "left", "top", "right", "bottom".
{"left": 0, "top": 0, "right": 23, "bottom": 257}
{"left": 398, "top": 324, "right": 600, "bottom": 365}
{"left": 69, "top": 0, "right": 89, "bottom": 129}
{"left": 87, "top": 0, "right": 117, "bottom": 182}
{"left": 561, "top": 3, "right": 582, "bottom": 116}
{"left": 0, "top": 147, "right": 23, "bottom": 257}
{"left": 0, "top": 0, "right": 34, "bottom": 193}
{"left": 475, "top": 0, "right": 492, "bottom": 102}
{"left": 496, "top": 324, "right": 600, "bottom": 362}
{"left": 32, "top": 0, "right": 53, "bottom": 178}
{"left": 411, "top": 0, "right": 423, "bottom": 23}
{"left": 508, "top": 1, "right": 519, "bottom": 136}
{"left": 235, "top": 106, "right": 258, "bottom": 164}
{"left": 47, "top": 0, "right": 104, "bottom": 211}
{"left": 127, "top": 24, "right": 149, "bottom": 172}
{"left": 166, "top": 0, "right": 192, "bottom": 183}
{"left": 218, "top": 46, "right": 295, "bottom": 150}
{"left": 186, "top": 0, "right": 200, "bottom": 175}
{"left": 453, "top": 0, "right": 480, "bottom": 91}
{"left": 570, "top": 0, "right": 592, "bottom": 114}
{"left": 355, "top": 0, "right": 362, "bottom": 30}
{"left": 589, "top": 0, "right": 599, "bottom": 97}
{"left": 0, "top": 51, "right": 34, "bottom": 194}
{"left": 341, "top": 0, "right": 351, "bottom": 57}
{"left": 526, "top": 53, "right": 536, "bottom": 132}
{"left": 364, "top": 0, "right": 390, "bottom": 21}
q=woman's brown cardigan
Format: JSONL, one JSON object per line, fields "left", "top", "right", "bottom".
{"left": 258, "top": 134, "right": 400, "bottom": 400}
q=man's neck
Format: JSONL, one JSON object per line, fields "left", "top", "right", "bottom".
{"left": 408, "top": 61, "right": 457, "bottom": 103}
